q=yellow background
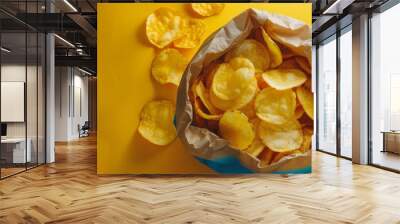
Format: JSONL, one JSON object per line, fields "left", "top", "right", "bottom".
{"left": 97, "top": 3, "right": 311, "bottom": 174}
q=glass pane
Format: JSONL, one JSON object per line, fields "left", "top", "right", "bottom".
{"left": 317, "top": 37, "right": 337, "bottom": 154}
{"left": 371, "top": 4, "right": 400, "bottom": 171}
{"left": 27, "top": 31, "right": 38, "bottom": 169}
{"left": 38, "top": 33, "right": 45, "bottom": 165}
{"left": 1, "top": 31, "right": 27, "bottom": 177}
{"left": 340, "top": 29, "right": 352, "bottom": 158}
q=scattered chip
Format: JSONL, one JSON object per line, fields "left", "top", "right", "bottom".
{"left": 296, "top": 86, "right": 314, "bottom": 120}
{"left": 191, "top": 3, "right": 225, "bottom": 17}
{"left": 225, "top": 39, "right": 270, "bottom": 72}
{"left": 211, "top": 57, "right": 255, "bottom": 100}
{"left": 146, "top": 7, "right": 183, "bottom": 48}
{"left": 261, "top": 28, "right": 282, "bottom": 68}
{"left": 295, "top": 56, "right": 311, "bottom": 75}
{"left": 219, "top": 111, "right": 255, "bottom": 150}
{"left": 262, "top": 69, "right": 307, "bottom": 90}
{"left": 174, "top": 19, "right": 206, "bottom": 49}
{"left": 138, "top": 100, "right": 177, "bottom": 146}
{"left": 258, "top": 119, "right": 303, "bottom": 152}
{"left": 151, "top": 48, "right": 187, "bottom": 86}
{"left": 254, "top": 88, "right": 296, "bottom": 125}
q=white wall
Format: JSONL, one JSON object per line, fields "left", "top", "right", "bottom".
{"left": 55, "top": 67, "right": 89, "bottom": 141}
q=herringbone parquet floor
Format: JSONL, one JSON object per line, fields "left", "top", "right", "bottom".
{"left": 1, "top": 135, "right": 400, "bottom": 224}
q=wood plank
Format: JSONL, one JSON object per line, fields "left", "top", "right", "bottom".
{"left": 0, "top": 135, "right": 400, "bottom": 223}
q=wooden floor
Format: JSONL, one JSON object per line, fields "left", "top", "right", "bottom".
{"left": 1, "top": 136, "right": 400, "bottom": 224}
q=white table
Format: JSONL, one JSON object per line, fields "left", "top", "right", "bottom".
{"left": 1, "top": 138, "right": 31, "bottom": 163}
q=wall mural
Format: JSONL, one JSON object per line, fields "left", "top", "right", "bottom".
{"left": 98, "top": 3, "right": 312, "bottom": 174}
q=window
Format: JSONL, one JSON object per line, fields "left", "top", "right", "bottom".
{"left": 339, "top": 28, "right": 352, "bottom": 158}
{"left": 370, "top": 3, "right": 400, "bottom": 171}
{"left": 317, "top": 36, "right": 337, "bottom": 155}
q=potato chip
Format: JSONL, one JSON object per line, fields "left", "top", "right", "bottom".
{"left": 194, "top": 80, "right": 220, "bottom": 115}
{"left": 245, "top": 138, "right": 265, "bottom": 157}
{"left": 219, "top": 111, "right": 255, "bottom": 150}
{"left": 300, "top": 127, "right": 313, "bottom": 152}
{"left": 255, "top": 72, "right": 268, "bottom": 89}
{"left": 225, "top": 39, "right": 270, "bottom": 72}
{"left": 174, "top": 19, "right": 205, "bottom": 48}
{"left": 278, "top": 58, "right": 300, "bottom": 70}
{"left": 151, "top": 48, "right": 187, "bottom": 86}
{"left": 193, "top": 97, "right": 222, "bottom": 121}
{"left": 210, "top": 77, "right": 258, "bottom": 111}
{"left": 294, "top": 105, "right": 305, "bottom": 119}
{"left": 191, "top": 3, "right": 225, "bottom": 17}
{"left": 258, "top": 148, "right": 275, "bottom": 165}
{"left": 258, "top": 119, "right": 303, "bottom": 152}
{"left": 212, "top": 57, "right": 255, "bottom": 101}
{"left": 304, "top": 79, "right": 312, "bottom": 90}
{"left": 240, "top": 100, "right": 256, "bottom": 119}
{"left": 295, "top": 56, "right": 311, "bottom": 75}
{"left": 138, "top": 100, "right": 176, "bottom": 146}
{"left": 146, "top": 7, "right": 183, "bottom": 48}
{"left": 296, "top": 86, "right": 314, "bottom": 120}
{"left": 203, "top": 61, "right": 219, "bottom": 89}
{"left": 261, "top": 28, "right": 282, "bottom": 68}
{"left": 271, "top": 152, "right": 289, "bottom": 164}
{"left": 280, "top": 45, "right": 296, "bottom": 59}
{"left": 255, "top": 88, "right": 296, "bottom": 125}
{"left": 262, "top": 69, "right": 307, "bottom": 90}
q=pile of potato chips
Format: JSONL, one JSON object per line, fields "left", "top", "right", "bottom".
{"left": 190, "top": 26, "right": 313, "bottom": 166}
{"left": 138, "top": 4, "right": 225, "bottom": 146}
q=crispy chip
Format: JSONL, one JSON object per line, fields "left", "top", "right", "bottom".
{"left": 280, "top": 45, "right": 296, "bottom": 60}
{"left": 258, "top": 148, "right": 275, "bottom": 165}
{"left": 296, "top": 86, "right": 314, "bottom": 120}
{"left": 225, "top": 39, "right": 270, "bottom": 72}
{"left": 219, "top": 111, "right": 255, "bottom": 150}
{"left": 191, "top": 3, "right": 225, "bottom": 17}
{"left": 271, "top": 152, "right": 289, "bottom": 164}
{"left": 194, "top": 80, "right": 220, "bottom": 115}
{"left": 151, "top": 48, "right": 187, "bottom": 86}
{"left": 193, "top": 97, "right": 222, "bottom": 121}
{"left": 262, "top": 69, "right": 307, "bottom": 90}
{"left": 212, "top": 57, "right": 255, "bottom": 100}
{"left": 174, "top": 19, "right": 205, "bottom": 48}
{"left": 278, "top": 58, "right": 300, "bottom": 70}
{"left": 240, "top": 100, "right": 257, "bottom": 119}
{"left": 255, "top": 72, "right": 268, "bottom": 89}
{"left": 294, "top": 105, "right": 305, "bottom": 119}
{"left": 245, "top": 138, "right": 265, "bottom": 157}
{"left": 304, "top": 79, "right": 312, "bottom": 90}
{"left": 146, "top": 7, "right": 183, "bottom": 48}
{"left": 138, "top": 100, "right": 176, "bottom": 146}
{"left": 295, "top": 56, "right": 311, "bottom": 75}
{"left": 258, "top": 119, "right": 303, "bottom": 152}
{"left": 210, "top": 77, "right": 258, "bottom": 111}
{"left": 255, "top": 88, "right": 296, "bottom": 125}
{"left": 261, "top": 28, "right": 282, "bottom": 68}
{"left": 300, "top": 127, "right": 313, "bottom": 152}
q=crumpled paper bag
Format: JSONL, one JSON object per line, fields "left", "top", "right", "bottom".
{"left": 176, "top": 8, "right": 312, "bottom": 173}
